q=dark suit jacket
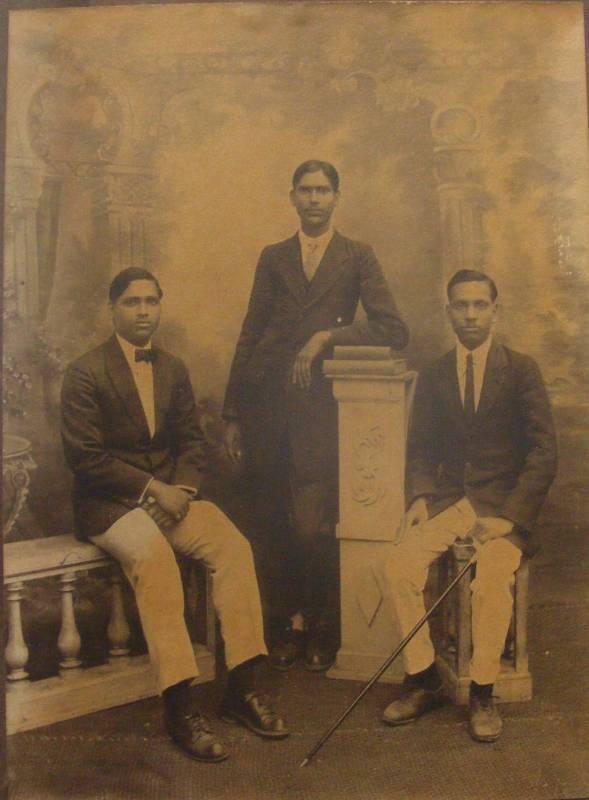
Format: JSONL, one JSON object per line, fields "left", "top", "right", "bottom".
{"left": 223, "top": 231, "right": 409, "bottom": 482}
{"left": 61, "top": 335, "right": 207, "bottom": 540}
{"left": 407, "top": 340, "right": 558, "bottom": 553}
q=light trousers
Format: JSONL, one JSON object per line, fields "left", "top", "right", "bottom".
{"left": 90, "top": 501, "right": 268, "bottom": 693}
{"left": 384, "top": 498, "right": 522, "bottom": 686}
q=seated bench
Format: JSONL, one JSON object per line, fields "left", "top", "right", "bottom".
{"left": 4, "top": 535, "right": 216, "bottom": 734}
{"left": 435, "top": 541, "right": 531, "bottom": 705}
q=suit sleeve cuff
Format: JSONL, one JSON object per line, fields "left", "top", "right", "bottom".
{"left": 137, "top": 477, "right": 154, "bottom": 505}
{"left": 177, "top": 484, "right": 200, "bottom": 499}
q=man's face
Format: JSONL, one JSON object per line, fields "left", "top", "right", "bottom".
{"left": 289, "top": 169, "right": 339, "bottom": 235}
{"left": 110, "top": 279, "right": 161, "bottom": 346}
{"left": 446, "top": 280, "right": 497, "bottom": 350}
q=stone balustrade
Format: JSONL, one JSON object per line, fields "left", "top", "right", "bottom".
{"left": 4, "top": 535, "right": 215, "bottom": 734}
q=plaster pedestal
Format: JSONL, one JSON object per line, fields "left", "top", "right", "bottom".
{"left": 323, "top": 348, "right": 416, "bottom": 683}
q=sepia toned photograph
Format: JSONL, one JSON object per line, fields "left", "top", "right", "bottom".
{"left": 2, "top": 1, "right": 588, "bottom": 798}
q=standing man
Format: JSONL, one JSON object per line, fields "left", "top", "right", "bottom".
{"left": 223, "top": 160, "right": 409, "bottom": 672}
{"left": 61, "top": 267, "right": 288, "bottom": 764}
{"left": 382, "top": 269, "right": 557, "bottom": 742}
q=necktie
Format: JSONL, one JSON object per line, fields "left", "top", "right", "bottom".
{"left": 135, "top": 348, "right": 156, "bottom": 363}
{"left": 464, "top": 352, "right": 475, "bottom": 422}
{"left": 303, "top": 242, "right": 321, "bottom": 282}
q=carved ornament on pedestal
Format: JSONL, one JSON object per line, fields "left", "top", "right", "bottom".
{"left": 351, "top": 425, "right": 387, "bottom": 507}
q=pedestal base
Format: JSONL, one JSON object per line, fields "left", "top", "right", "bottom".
{"left": 327, "top": 538, "right": 404, "bottom": 684}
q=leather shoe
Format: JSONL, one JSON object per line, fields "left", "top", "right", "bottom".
{"left": 269, "top": 627, "right": 304, "bottom": 671}
{"left": 165, "top": 707, "right": 229, "bottom": 763}
{"left": 469, "top": 694, "right": 503, "bottom": 742}
{"left": 220, "top": 691, "right": 289, "bottom": 739}
{"left": 304, "top": 638, "right": 336, "bottom": 672}
{"left": 382, "top": 681, "right": 444, "bottom": 726}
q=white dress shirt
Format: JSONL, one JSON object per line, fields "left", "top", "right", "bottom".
{"left": 117, "top": 334, "right": 199, "bottom": 506}
{"left": 298, "top": 227, "right": 334, "bottom": 282}
{"left": 116, "top": 334, "right": 156, "bottom": 438}
{"left": 456, "top": 336, "right": 493, "bottom": 412}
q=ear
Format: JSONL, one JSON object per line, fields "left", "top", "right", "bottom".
{"left": 289, "top": 189, "right": 296, "bottom": 208}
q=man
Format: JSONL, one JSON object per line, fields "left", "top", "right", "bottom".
{"left": 382, "top": 269, "right": 557, "bottom": 742}
{"left": 223, "top": 160, "right": 409, "bottom": 672}
{"left": 61, "top": 267, "right": 288, "bottom": 764}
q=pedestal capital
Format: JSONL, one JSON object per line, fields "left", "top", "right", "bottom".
{"left": 323, "top": 347, "right": 415, "bottom": 403}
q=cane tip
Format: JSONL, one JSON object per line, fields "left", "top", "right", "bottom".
{"left": 300, "top": 758, "right": 309, "bottom": 768}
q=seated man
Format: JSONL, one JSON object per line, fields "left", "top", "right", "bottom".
{"left": 61, "top": 267, "right": 288, "bottom": 763}
{"left": 382, "top": 269, "right": 557, "bottom": 742}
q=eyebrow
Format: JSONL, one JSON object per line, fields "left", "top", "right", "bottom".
{"left": 120, "top": 294, "right": 160, "bottom": 301}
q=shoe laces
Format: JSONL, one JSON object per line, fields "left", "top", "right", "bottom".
{"left": 244, "top": 691, "right": 278, "bottom": 724}
{"left": 185, "top": 711, "right": 213, "bottom": 735}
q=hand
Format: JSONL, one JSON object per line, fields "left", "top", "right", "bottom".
{"left": 393, "top": 497, "right": 429, "bottom": 545}
{"left": 223, "top": 421, "right": 243, "bottom": 465}
{"left": 470, "top": 516, "right": 514, "bottom": 544}
{"left": 144, "top": 499, "right": 176, "bottom": 530}
{"left": 148, "top": 480, "right": 190, "bottom": 523}
{"left": 291, "top": 331, "right": 332, "bottom": 390}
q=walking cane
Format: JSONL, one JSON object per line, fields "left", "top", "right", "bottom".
{"left": 300, "top": 547, "right": 478, "bottom": 767}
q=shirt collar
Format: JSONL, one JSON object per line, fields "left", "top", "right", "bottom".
{"left": 116, "top": 333, "right": 152, "bottom": 365}
{"left": 298, "top": 226, "right": 334, "bottom": 249}
{"left": 456, "top": 334, "right": 493, "bottom": 366}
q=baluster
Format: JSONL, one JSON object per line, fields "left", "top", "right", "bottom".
{"left": 5, "top": 582, "right": 29, "bottom": 681}
{"left": 58, "top": 572, "right": 82, "bottom": 670}
{"left": 108, "top": 568, "right": 130, "bottom": 659}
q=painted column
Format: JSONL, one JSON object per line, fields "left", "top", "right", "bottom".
{"left": 431, "top": 106, "right": 487, "bottom": 278}
{"left": 324, "top": 347, "right": 416, "bottom": 683}
{"left": 93, "top": 165, "right": 158, "bottom": 275}
{"left": 4, "top": 157, "right": 44, "bottom": 323}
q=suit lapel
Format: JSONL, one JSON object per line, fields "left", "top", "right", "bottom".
{"left": 152, "top": 346, "right": 174, "bottom": 435}
{"left": 303, "top": 232, "right": 350, "bottom": 311}
{"left": 274, "top": 235, "right": 308, "bottom": 305}
{"left": 438, "top": 348, "right": 464, "bottom": 423}
{"left": 476, "top": 340, "right": 508, "bottom": 420}
{"left": 104, "top": 336, "right": 150, "bottom": 435}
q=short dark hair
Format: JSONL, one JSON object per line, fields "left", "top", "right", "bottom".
{"left": 292, "top": 160, "right": 340, "bottom": 192}
{"left": 446, "top": 269, "right": 498, "bottom": 303}
{"left": 108, "top": 267, "right": 163, "bottom": 303}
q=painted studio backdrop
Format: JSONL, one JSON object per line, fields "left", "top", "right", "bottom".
{"left": 3, "top": 2, "right": 588, "bottom": 554}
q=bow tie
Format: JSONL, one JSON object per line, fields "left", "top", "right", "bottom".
{"left": 135, "top": 348, "right": 156, "bottom": 363}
